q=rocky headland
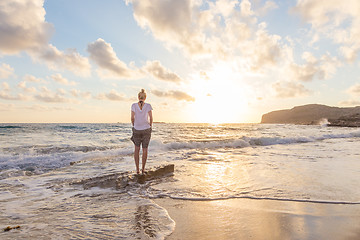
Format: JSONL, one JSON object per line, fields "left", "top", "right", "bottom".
{"left": 261, "top": 104, "right": 360, "bottom": 127}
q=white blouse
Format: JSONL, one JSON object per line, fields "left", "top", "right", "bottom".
{"left": 131, "top": 103, "right": 153, "bottom": 130}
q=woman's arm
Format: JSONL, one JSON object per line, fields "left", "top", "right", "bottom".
{"left": 148, "top": 110, "right": 153, "bottom": 127}
{"left": 131, "top": 111, "right": 135, "bottom": 127}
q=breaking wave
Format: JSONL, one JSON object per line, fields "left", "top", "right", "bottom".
{"left": 150, "top": 130, "right": 360, "bottom": 151}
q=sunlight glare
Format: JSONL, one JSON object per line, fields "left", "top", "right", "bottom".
{"left": 190, "top": 63, "right": 248, "bottom": 123}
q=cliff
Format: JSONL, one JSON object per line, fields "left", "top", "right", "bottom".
{"left": 328, "top": 113, "right": 360, "bottom": 127}
{"left": 261, "top": 104, "right": 360, "bottom": 125}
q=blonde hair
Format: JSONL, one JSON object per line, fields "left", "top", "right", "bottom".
{"left": 138, "top": 89, "right": 146, "bottom": 100}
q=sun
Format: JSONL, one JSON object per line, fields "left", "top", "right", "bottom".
{"left": 189, "top": 64, "right": 249, "bottom": 123}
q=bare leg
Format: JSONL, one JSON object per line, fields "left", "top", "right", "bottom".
{"left": 142, "top": 148, "right": 148, "bottom": 174}
{"left": 134, "top": 146, "right": 140, "bottom": 174}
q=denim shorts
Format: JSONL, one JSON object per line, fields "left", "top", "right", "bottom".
{"left": 131, "top": 127, "right": 152, "bottom": 148}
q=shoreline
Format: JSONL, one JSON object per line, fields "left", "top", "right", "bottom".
{"left": 154, "top": 198, "right": 360, "bottom": 240}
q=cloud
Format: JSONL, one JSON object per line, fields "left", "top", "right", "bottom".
{"left": 347, "top": 83, "right": 360, "bottom": 96}
{"left": 0, "top": 0, "right": 91, "bottom": 76}
{"left": 1, "top": 82, "right": 10, "bottom": 91}
{"left": 17, "top": 81, "right": 37, "bottom": 93}
{"left": 127, "top": 0, "right": 289, "bottom": 73}
{"left": 29, "top": 44, "right": 91, "bottom": 77}
{"left": 24, "top": 104, "right": 75, "bottom": 111}
{"left": 244, "top": 24, "right": 284, "bottom": 71}
{"left": 152, "top": 89, "right": 195, "bottom": 101}
{"left": 286, "top": 52, "right": 341, "bottom": 82}
{"left": 23, "top": 74, "right": 45, "bottom": 83}
{"left": 88, "top": 39, "right": 183, "bottom": 82}
{"left": 1, "top": 81, "right": 30, "bottom": 100}
{"left": 0, "top": 63, "right": 15, "bottom": 79}
{"left": 0, "top": 0, "right": 52, "bottom": 54}
{"left": 95, "top": 89, "right": 127, "bottom": 101}
{"left": 293, "top": 0, "right": 360, "bottom": 63}
{"left": 0, "top": 90, "right": 28, "bottom": 101}
{"left": 239, "top": 0, "right": 254, "bottom": 17}
{"left": 257, "top": 1, "right": 278, "bottom": 16}
{"left": 87, "top": 38, "right": 140, "bottom": 79}
{"left": 143, "top": 61, "right": 183, "bottom": 83}
{"left": 272, "top": 81, "right": 311, "bottom": 98}
{"left": 70, "top": 89, "right": 91, "bottom": 99}
{"left": 34, "top": 86, "right": 69, "bottom": 103}
{"left": 126, "top": 0, "right": 199, "bottom": 53}
{"left": 51, "top": 73, "right": 76, "bottom": 86}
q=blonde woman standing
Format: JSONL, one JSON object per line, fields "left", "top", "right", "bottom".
{"left": 131, "top": 89, "right": 153, "bottom": 174}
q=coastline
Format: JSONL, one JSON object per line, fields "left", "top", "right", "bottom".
{"left": 154, "top": 198, "right": 360, "bottom": 240}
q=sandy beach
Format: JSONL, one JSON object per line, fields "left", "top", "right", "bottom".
{"left": 154, "top": 198, "right": 360, "bottom": 240}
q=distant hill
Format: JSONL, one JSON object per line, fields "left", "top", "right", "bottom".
{"left": 261, "top": 104, "right": 360, "bottom": 125}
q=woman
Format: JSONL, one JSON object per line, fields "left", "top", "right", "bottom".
{"left": 131, "top": 89, "right": 153, "bottom": 174}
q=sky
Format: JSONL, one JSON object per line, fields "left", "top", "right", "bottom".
{"left": 1, "top": 0, "right": 360, "bottom": 123}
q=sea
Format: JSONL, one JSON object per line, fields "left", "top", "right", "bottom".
{"left": 0, "top": 123, "right": 360, "bottom": 239}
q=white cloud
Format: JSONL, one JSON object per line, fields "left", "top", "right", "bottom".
{"left": 285, "top": 52, "right": 341, "bottom": 82}
{"left": 34, "top": 86, "right": 69, "bottom": 103}
{"left": 70, "top": 89, "right": 91, "bottom": 99}
{"left": 95, "top": 89, "right": 127, "bottom": 101}
{"left": 1, "top": 82, "right": 10, "bottom": 91}
{"left": 347, "top": 83, "right": 360, "bottom": 96}
{"left": 143, "top": 61, "right": 183, "bottom": 83}
{"left": 51, "top": 73, "right": 76, "bottom": 86}
{"left": 152, "top": 89, "right": 195, "bottom": 101}
{"left": 29, "top": 44, "right": 91, "bottom": 77}
{"left": 57, "top": 88, "right": 66, "bottom": 95}
{"left": 24, "top": 104, "right": 75, "bottom": 111}
{"left": 0, "top": 0, "right": 52, "bottom": 54}
{"left": 211, "top": 0, "right": 239, "bottom": 17}
{"left": 1, "top": 81, "right": 30, "bottom": 100}
{"left": 244, "top": 25, "right": 284, "bottom": 71}
{"left": 0, "top": 90, "right": 28, "bottom": 101}
{"left": 17, "top": 81, "right": 37, "bottom": 93}
{"left": 127, "top": 0, "right": 195, "bottom": 51}
{"left": 87, "top": 38, "right": 140, "bottom": 79}
{"left": 126, "top": 0, "right": 289, "bottom": 73}
{"left": 70, "top": 89, "right": 79, "bottom": 97}
{"left": 0, "top": 63, "right": 15, "bottom": 79}
{"left": 272, "top": 81, "right": 311, "bottom": 98}
{"left": 0, "top": 0, "right": 91, "bottom": 76}
{"left": 293, "top": 0, "right": 360, "bottom": 63}
{"left": 87, "top": 39, "right": 183, "bottom": 83}
{"left": 23, "top": 74, "right": 45, "bottom": 83}
{"left": 257, "top": 1, "right": 278, "bottom": 16}
{"left": 240, "top": 0, "right": 254, "bottom": 17}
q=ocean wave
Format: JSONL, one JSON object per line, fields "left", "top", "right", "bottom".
{"left": 149, "top": 130, "right": 360, "bottom": 151}
{"left": 0, "top": 146, "right": 134, "bottom": 176}
{"left": 151, "top": 139, "right": 251, "bottom": 150}
{"left": 0, "top": 125, "right": 22, "bottom": 129}
{"left": 2, "top": 144, "right": 117, "bottom": 156}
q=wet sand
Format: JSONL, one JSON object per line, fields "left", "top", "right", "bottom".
{"left": 154, "top": 198, "right": 360, "bottom": 240}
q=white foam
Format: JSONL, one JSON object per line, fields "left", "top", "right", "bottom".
{"left": 148, "top": 130, "right": 360, "bottom": 152}
{"left": 318, "top": 118, "right": 330, "bottom": 127}
{"left": 152, "top": 194, "right": 360, "bottom": 205}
